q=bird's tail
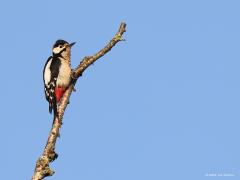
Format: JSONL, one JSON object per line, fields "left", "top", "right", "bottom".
{"left": 48, "top": 97, "right": 59, "bottom": 126}
{"left": 52, "top": 101, "right": 59, "bottom": 125}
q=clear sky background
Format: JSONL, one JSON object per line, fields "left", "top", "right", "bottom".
{"left": 0, "top": 0, "right": 240, "bottom": 179}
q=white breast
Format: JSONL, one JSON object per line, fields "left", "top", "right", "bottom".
{"left": 57, "top": 59, "right": 71, "bottom": 87}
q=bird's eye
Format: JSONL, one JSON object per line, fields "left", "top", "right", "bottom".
{"left": 59, "top": 45, "right": 62, "bottom": 48}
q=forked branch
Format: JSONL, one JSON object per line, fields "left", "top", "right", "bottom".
{"left": 32, "top": 22, "right": 126, "bottom": 180}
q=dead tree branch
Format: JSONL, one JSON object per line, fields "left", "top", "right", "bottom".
{"left": 32, "top": 22, "right": 126, "bottom": 180}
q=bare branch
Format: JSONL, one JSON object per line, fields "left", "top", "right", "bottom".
{"left": 72, "top": 22, "right": 126, "bottom": 79}
{"left": 32, "top": 22, "right": 126, "bottom": 180}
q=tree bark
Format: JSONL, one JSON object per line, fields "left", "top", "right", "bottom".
{"left": 32, "top": 22, "right": 126, "bottom": 180}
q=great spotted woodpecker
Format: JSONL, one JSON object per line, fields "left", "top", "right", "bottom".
{"left": 43, "top": 39, "right": 75, "bottom": 117}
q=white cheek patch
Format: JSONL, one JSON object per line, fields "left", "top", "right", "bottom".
{"left": 53, "top": 47, "right": 63, "bottom": 54}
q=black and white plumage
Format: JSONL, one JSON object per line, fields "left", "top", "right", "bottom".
{"left": 43, "top": 39, "right": 75, "bottom": 117}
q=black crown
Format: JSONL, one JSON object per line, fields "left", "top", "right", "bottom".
{"left": 53, "top": 39, "right": 69, "bottom": 48}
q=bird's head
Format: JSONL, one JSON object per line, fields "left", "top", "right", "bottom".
{"left": 52, "top": 39, "right": 75, "bottom": 58}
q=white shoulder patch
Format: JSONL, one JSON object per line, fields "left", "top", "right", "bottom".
{"left": 44, "top": 58, "right": 52, "bottom": 85}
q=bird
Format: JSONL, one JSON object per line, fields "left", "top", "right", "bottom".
{"left": 43, "top": 39, "right": 75, "bottom": 118}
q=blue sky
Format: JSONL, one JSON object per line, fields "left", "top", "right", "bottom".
{"left": 1, "top": 0, "right": 240, "bottom": 179}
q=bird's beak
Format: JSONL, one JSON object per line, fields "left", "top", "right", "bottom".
{"left": 69, "top": 42, "right": 76, "bottom": 47}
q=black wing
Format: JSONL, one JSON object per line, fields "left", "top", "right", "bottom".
{"left": 43, "top": 56, "right": 61, "bottom": 114}
{"left": 43, "top": 56, "right": 52, "bottom": 102}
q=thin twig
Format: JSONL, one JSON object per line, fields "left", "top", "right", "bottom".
{"left": 32, "top": 22, "right": 126, "bottom": 180}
